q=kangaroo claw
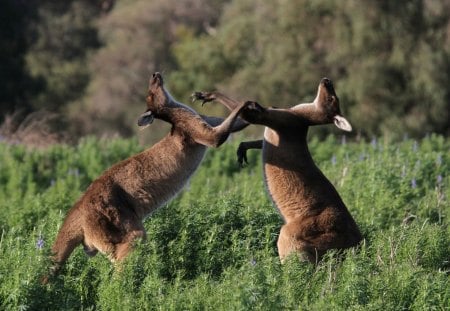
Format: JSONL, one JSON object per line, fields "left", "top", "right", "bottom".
{"left": 191, "top": 92, "right": 215, "bottom": 106}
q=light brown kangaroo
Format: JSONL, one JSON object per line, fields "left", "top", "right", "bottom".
{"left": 193, "top": 78, "right": 362, "bottom": 263}
{"left": 47, "top": 72, "right": 251, "bottom": 279}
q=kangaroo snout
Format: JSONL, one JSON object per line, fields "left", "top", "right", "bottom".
{"left": 321, "top": 77, "right": 331, "bottom": 86}
{"left": 320, "top": 77, "right": 336, "bottom": 93}
{"left": 150, "top": 72, "right": 163, "bottom": 86}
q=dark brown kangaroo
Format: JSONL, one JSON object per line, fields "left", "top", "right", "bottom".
{"left": 193, "top": 78, "right": 362, "bottom": 263}
{"left": 47, "top": 73, "right": 251, "bottom": 279}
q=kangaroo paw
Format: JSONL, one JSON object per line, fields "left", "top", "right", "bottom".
{"left": 191, "top": 91, "right": 216, "bottom": 106}
{"left": 236, "top": 145, "right": 249, "bottom": 168}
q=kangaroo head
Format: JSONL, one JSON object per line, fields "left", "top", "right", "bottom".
{"left": 313, "top": 78, "right": 352, "bottom": 132}
{"left": 138, "top": 72, "right": 172, "bottom": 127}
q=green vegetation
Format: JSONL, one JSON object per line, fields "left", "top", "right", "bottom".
{"left": 0, "top": 135, "right": 448, "bottom": 310}
{"left": 2, "top": 1, "right": 448, "bottom": 308}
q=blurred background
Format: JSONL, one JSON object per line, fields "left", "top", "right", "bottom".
{"left": 1, "top": 0, "right": 449, "bottom": 146}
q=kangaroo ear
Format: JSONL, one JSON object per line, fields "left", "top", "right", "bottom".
{"left": 137, "top": 110, "right": 154, "bottom": 127}
{"left": 334, "top": 115, "right": 352, "bottom": 132}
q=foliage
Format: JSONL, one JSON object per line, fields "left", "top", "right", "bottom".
{"left": 65, "top": 0, "right": 229, "bottom": 138}
{"left": 25, "top": 1, "right": 105, "bottom": 113}
{"left": 2, "top": 0, "right": 449, "bottom": 141}
{"left": 0, "top": 135, "right": 448, "bottom": 310}
{"left": 170, "top": 0, "right": 450, "bottom": 139}
{"left": 0, "top": 0, "right": 37, "bottom": 118}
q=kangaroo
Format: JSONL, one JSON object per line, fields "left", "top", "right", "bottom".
{"left": 193, "top": 78, "right": 362, "bottom": 263}
{"left": 46, "top": 72, "right": 251, "bottom": 280}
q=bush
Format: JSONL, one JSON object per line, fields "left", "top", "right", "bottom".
{"left": 0, "top": 135, "right": 448, "bottom": 310}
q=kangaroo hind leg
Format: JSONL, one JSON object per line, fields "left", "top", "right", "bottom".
{"left": 112, "top": 229, "right": 147, "bottom": 262}
{"left": 82, "top": 242, "right": 98, "bottom": 257}
{"left": 277, "top": 221, "right": 323, "bottom": 264}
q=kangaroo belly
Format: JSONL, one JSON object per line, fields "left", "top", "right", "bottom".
{"left": 116, "top": 137, "right": 207, "bottom": 218}
{"left": 262, "top": 131, "right": 349, "bottom": 222}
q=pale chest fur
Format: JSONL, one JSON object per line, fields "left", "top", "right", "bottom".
{"left": 262, "top": 128, "right": 341, "bottom": 222}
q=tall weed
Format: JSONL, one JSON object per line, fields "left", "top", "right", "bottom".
{"left": 0, "top": 135, "right": 448, "bottom": 310}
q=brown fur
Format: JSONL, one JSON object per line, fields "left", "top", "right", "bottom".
{"left": 47, "top": 73, "right": 251, "bottom": 279}
{"left": 193, "top": 78, "right": 362, "bottom": 263}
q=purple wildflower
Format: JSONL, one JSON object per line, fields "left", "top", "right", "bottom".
{"left": 437, "top": 175, "right": 443, "bottom": 185}
{"left": 411, "top": 178, "right": 417, "bottom": 189}
{"left": 250, "top": 258, "right": 256, "bottom": 266}
{"left": 371, "top": 137, "right": 377, "bottom": 150}
{"left": 36, "top": 237, "right": 44, "bottom": 250}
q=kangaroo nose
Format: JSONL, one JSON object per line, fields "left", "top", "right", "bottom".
{"left": 321, "top": 78, "right": 334, "bottom": 90}
{"left": 150, "top": 72, "right": 163, "bottom": 86}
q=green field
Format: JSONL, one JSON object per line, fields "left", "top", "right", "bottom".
{"left": 0, "top": 135, "right": 448, "bottom": 310}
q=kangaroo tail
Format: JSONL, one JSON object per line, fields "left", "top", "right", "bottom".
{"left": 46, "top": 210, "right": 84, "bottom": 280}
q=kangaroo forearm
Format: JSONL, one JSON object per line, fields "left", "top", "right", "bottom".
{"left": 195, "top": 102, "right": 248, "bottom": 147}
{"left": 210, "top": 92, "right": 242, "bottom": 111}
{"left": 236, "top": 140, "right": 263, "bottom": 166}
{"left": 240, "top": 140, "right": 263, "bottom": 151}
{"left": 201, "top": 115, "right": 249, "bottom": 132}
{"left": 230, "top": 118, "right": 250, "bottom": 132}
{"left": 211, "top": 102, "right": 247, "bottom": 146}
{"left": 260, "top": 108, "right": 303, "bottom": 129}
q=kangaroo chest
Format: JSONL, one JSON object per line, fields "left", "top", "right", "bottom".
{"left": 262, "top": 128, "right": 341, "bottom": 221}
{"left": 115, "top": 134, "right": 207, "bottom": 218}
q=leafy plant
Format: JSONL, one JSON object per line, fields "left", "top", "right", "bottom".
{"left": 0, "top": 135, "right": 448, "bottom": 310}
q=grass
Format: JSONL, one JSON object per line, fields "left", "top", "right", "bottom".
{"left": 0, "top": 134, "right": 448, "bottom": 310}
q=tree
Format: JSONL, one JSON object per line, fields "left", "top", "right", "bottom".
{"left": 0, "top": 0, "right": 37, "bottom": 119}
{"left": 25, "top": 1, "right": 106, "bottom": 113}
{"left": 3, "top": 0, "right": 448, "bottom": 141}
{"left": 70, "top": 0, "right": 230, "bottom": 139}
{"left": 170, "top": 0, "right": 450, "bottom": 138}
{"left": 331, "top": 0, "right": 450, "bottom": 138}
